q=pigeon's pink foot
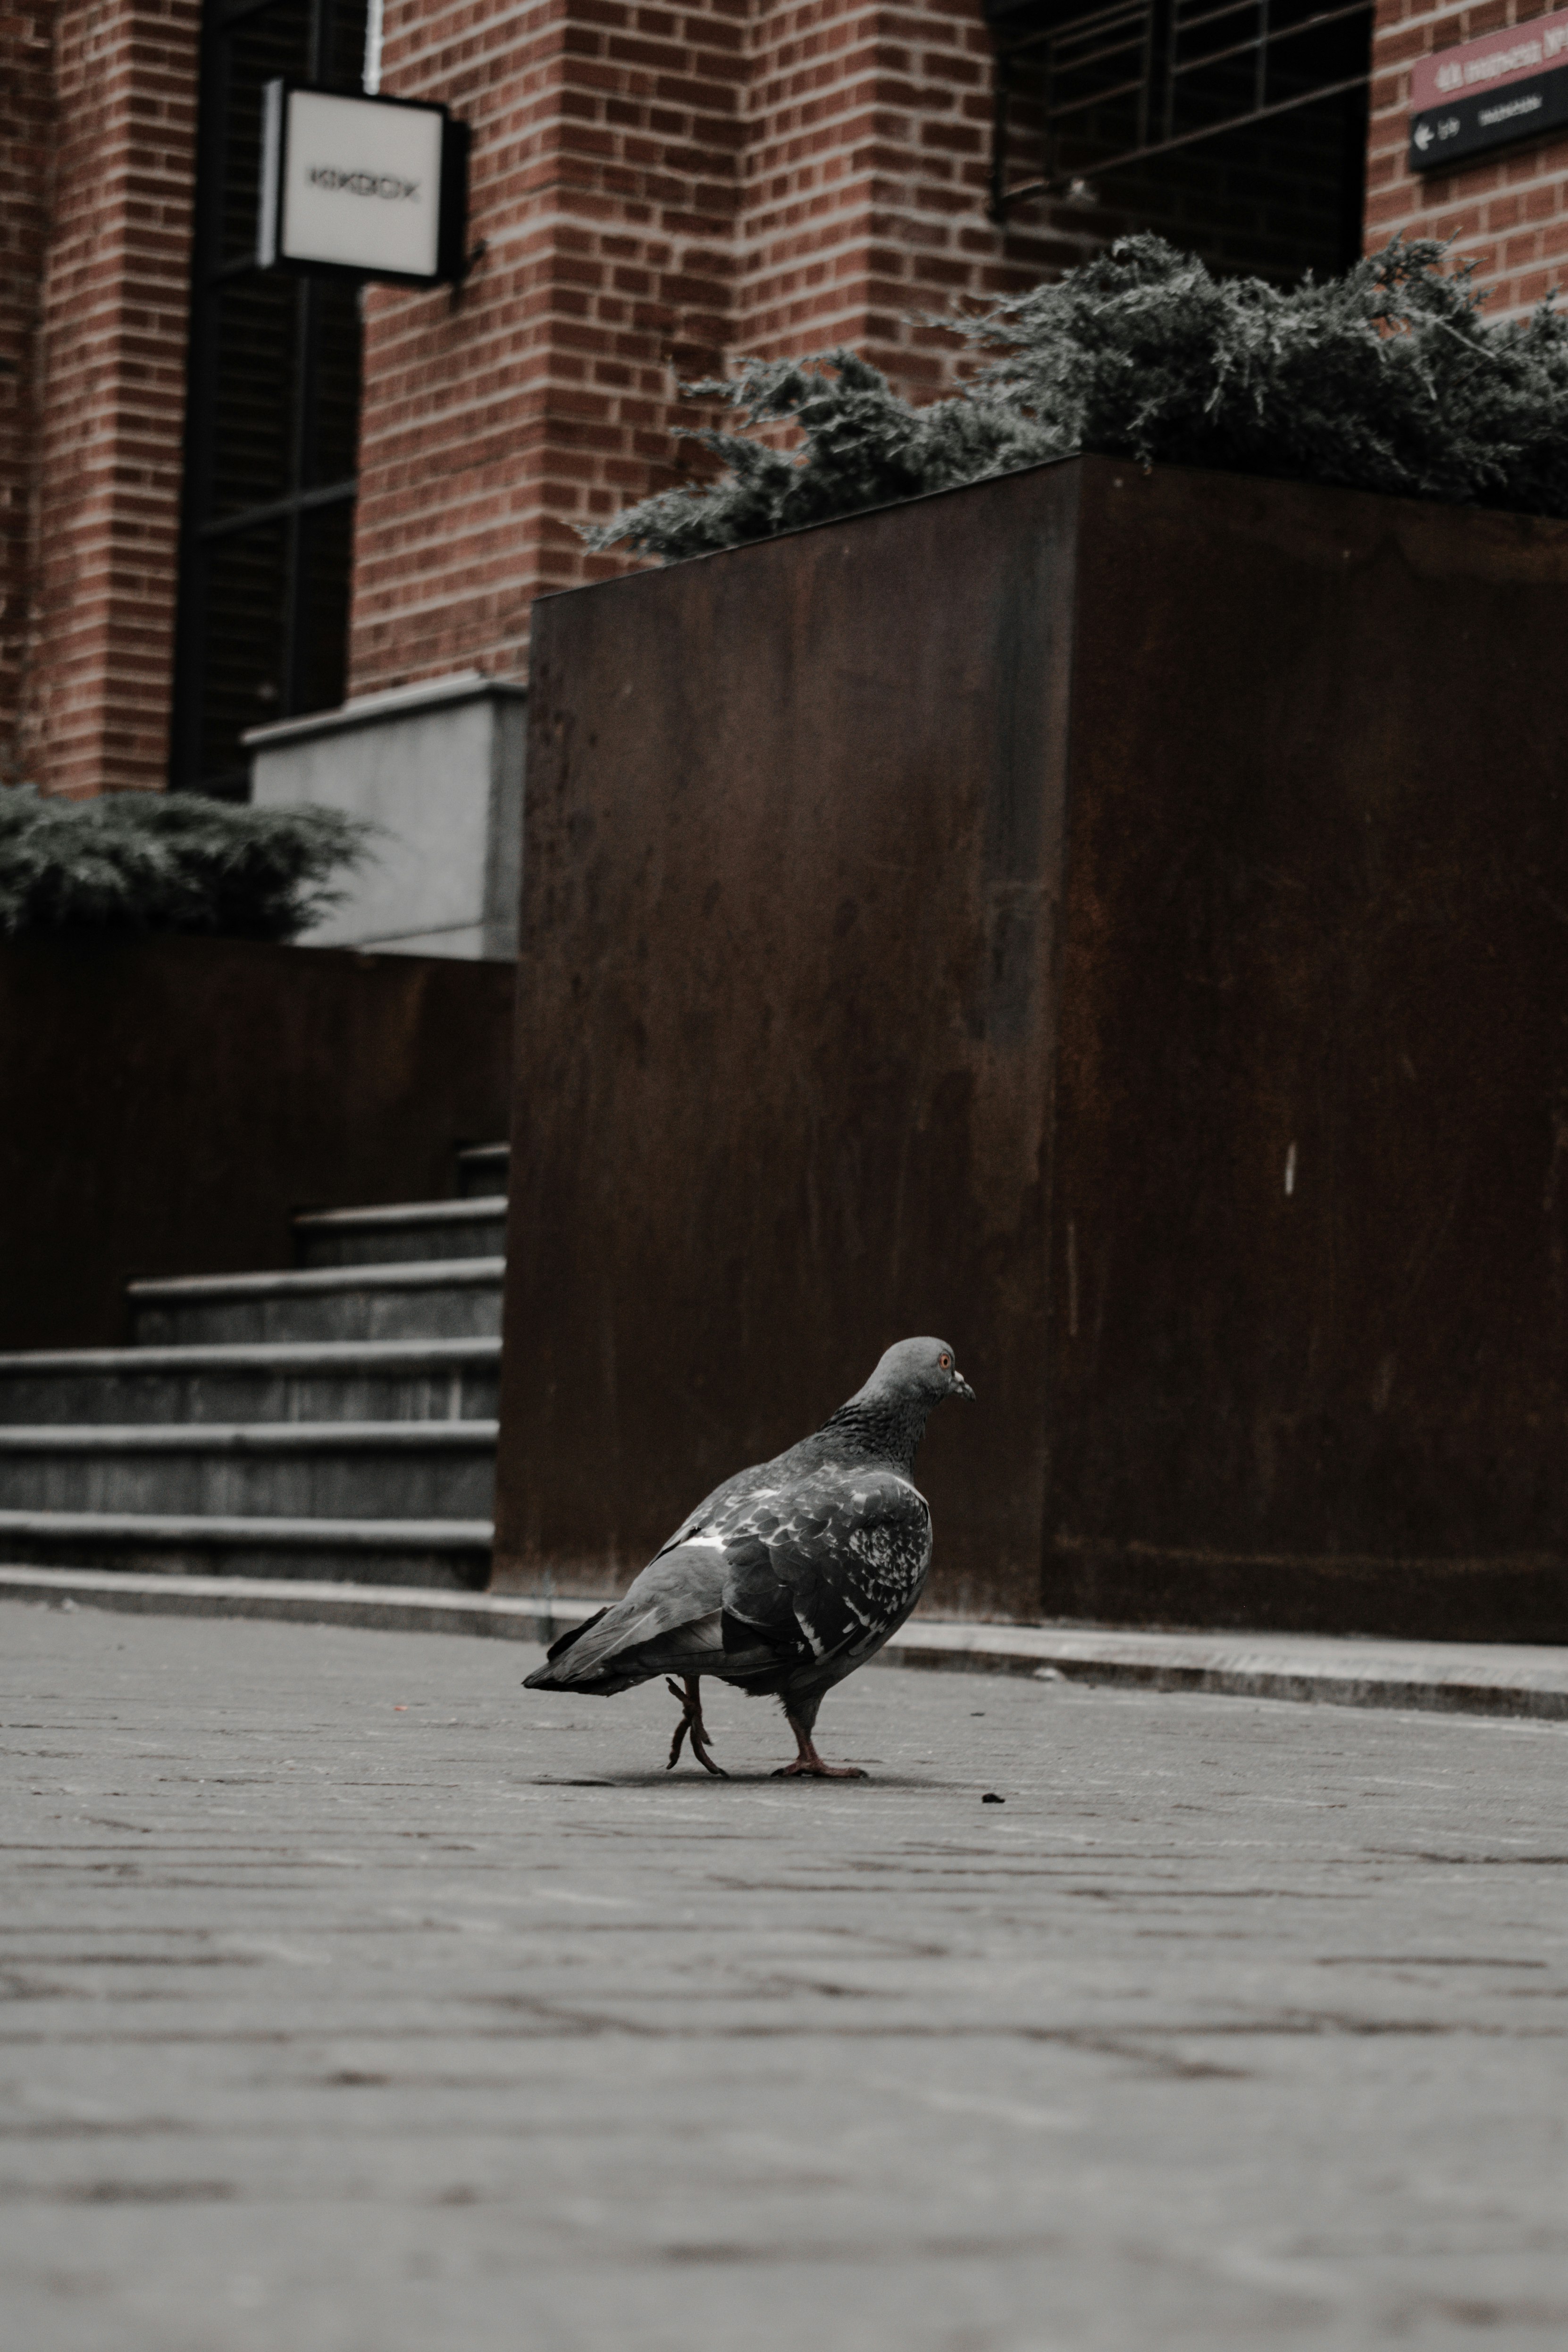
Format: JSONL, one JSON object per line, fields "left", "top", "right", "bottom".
{"left": 665, "top": 1677, "right": 728, "bottom": 1777}
{"left": 772, "top": 1717, "right": 869, "bottom": 1779}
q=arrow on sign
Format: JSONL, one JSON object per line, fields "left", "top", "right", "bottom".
{"left": 1414, "top": 120, "right": 1434, "bottom": 149}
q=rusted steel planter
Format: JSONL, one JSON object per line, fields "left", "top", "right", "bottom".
{"left": 0, "top": 935, "right": 514, "bottom": 1350}
{"left": 497, "top": 455, "right": 1568, "bottom": 1640}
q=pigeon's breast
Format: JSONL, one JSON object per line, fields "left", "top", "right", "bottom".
{"left": 845, "top": 1497, "right": 931, "bottom": 1609}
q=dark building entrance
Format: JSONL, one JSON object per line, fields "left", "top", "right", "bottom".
{"left": 170, "top": 0, "right": 368, "bottom": 797}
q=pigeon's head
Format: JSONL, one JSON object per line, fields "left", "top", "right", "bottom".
{"left": 865, "top": 1337, "right": 976, "bottom": 1408}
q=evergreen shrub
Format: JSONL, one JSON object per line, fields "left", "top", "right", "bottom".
{"left": 0, "top": 788, "right": 374, "bottom": 943}
{"left": 587, "top": 236, "right": 1568, "bottom": 562}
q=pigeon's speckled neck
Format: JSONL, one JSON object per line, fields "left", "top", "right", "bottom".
{"left": 817, "top": 1394, "right": 935, "bottom": 1474}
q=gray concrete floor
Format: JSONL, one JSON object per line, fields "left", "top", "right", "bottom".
{"left": 4, "top": 1608, "right": 1568, "bottom": 2352}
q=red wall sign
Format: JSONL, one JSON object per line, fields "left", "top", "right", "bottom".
{"left": 1409, "top": 9, "right": 1568, "bottom": 170}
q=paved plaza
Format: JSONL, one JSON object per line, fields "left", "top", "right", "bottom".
{"left": 3, "top": 1604, "right": 1568, "bottom": 2351}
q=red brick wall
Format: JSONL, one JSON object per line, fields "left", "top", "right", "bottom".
{"left": 18, "top": 0, "right": 199, "bottom": 797}
{"left": 0, "top": 0, "right": 1393, "bottom": 777}
{"left": 347, "top": 0, "right": 1075, "bottom": 696}
{"left": 730, "top": 0, "right": 1071, "bottom": 392}
{"left": 350, "top": 0, "right": 1373, "bottom": 700}
{"left": 0, "top": 3, "right": 54, "bottom": 785}
{"left": 1367, "top": 0, "right": 1568, "bottom": 317}
{"left": 348, "top": 0, "right": 746, "bottom": 694}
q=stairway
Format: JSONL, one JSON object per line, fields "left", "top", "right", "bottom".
{"left": 0, "top": 1142, "right": 508, "bottom": 1587}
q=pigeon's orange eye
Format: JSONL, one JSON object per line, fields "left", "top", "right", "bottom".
{"left": 939, "top": 1352, "right": 951, "bottom": 1369}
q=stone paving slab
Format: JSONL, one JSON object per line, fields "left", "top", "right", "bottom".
{"left": 7, "top": 1563, "right": 1568, "bottom": 1723}
{"left": 4, "top": 1604, "right": 1568, "bottom": 2351}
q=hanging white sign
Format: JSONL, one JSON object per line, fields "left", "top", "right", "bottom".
{"left": 258, "top": 83, "right": 468, "bottom": 286}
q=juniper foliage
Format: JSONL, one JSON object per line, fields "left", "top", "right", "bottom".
{"left": 584, "top": 350, "right": 1053, "bottom": 560}
{"left": 0, "top": 788, "right": 375, "bottom": 942}
{"left": 586, "top": 236, "right": 1568, "bottom": 562}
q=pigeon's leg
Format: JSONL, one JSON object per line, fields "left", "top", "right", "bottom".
{"left": 772, "top": 1711, "right": 868, "bottom": 1781}
{"left": 664, "top": 1677, "right": 728, "bottom": 1778}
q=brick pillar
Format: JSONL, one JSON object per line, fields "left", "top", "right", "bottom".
{"left": 0, "top": 3, "right": 54, "bottom": 786}
{"left": 733, "top": 0, "right": 1073, "bottom": 394}
{"left": 21, "top": 0, "right": 199, "bottom": 798}
{"left": 1365, "top": 0, "right": 1568, "bottom": 319}
{"left": 346, "top": 0, "right": 1116, "bottom": 696}
{"left": 347, "top": 0, "right": 746, "bottom": 697}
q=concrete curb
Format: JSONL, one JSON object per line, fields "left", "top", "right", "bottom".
{"left": 0, "top": 1563, "right": 587, "bottom": 1643}
{"left": 886, "top": 1618, "right": 1568, "bottom": 1722}
{"left": 7, "top": 1562, "right": 1568, "bottom": 1722}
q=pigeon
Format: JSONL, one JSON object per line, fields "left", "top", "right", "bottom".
{"left": 523, "top": 1337, "right": 974, "bottom": 1778}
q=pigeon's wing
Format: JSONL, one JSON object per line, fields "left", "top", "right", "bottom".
{"left": 521, "top": 1541, "right": 729, "bottom": 1691}
{"left": 646, "top": 1422, "right": 851, "bottom": 1567}
{"left": 525, "top": 1462, "right": 933, "bottom": 1698}
{"left": 646, "top": 1444, "right": 801, "bottom": 1565}
{"left": 717, "top": 1466, "right": 933, "bottom": 1673}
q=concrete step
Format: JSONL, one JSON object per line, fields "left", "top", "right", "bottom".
{"left": 293, "top": 1197, "right": 508, "bottom": 1269}
{"left": 0, "top": 1338, "right": 502, "bottom": 1426}
{"left": 129, "top": 1259, "right": 505, "bottom": 1346}
{"left": 0, "top": 1512, "right": 491, "bottom": 1587}
{"left": 457, "top": 1141, "right": 509, "bottom": 1197}
{"left": 0, "top": 1421, "right": 498, "bottom": 1520}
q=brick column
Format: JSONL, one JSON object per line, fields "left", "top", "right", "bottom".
{"left": 22, "top": 0, "right": 200, "bottom": 798}
{"left": 733, "top": 0, "right": 1070, "bottom": 393}
{"left": 348, "top": 0, "right": 746, "bottom": 697}
{"left": 1365, "top": 0, "right": 1568, "bottom": 318}
{"left": 0, "top": 2, "right": 54, "bottom": 785}
{"left": 346, "top": 0, "right": 1094, "bottom": 697}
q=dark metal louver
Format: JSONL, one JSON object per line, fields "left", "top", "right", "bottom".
{"left": 986, "top": 0, "right": 1375, "bottom": 222}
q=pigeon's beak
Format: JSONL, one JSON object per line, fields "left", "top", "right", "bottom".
{"left": 953, "top": 1372, "right": 976, "bottom": 1403}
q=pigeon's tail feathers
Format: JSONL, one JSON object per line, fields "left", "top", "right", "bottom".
{"left": 521, "top": 1606, "right": 608, "bottom": 1687}
{"left": 545, "top": 1607, "right": 608, "bottom": 1664}
{"left": 522, "top": 1635, "right": 634, "bottom": 1693}
{"left": 525, "top": 1605, "right": 725, "bottom": 1695}
{"left": 522, "top": 1543, "right": 729, "bottom": 1693}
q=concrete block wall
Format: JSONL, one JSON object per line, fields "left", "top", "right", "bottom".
{"left": 247, "top": 672, "right": 528, "bottom": 957}
{"left": 1366, "top": 0, "right": 1568, "bottom": 317}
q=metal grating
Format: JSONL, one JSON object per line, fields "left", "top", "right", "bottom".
{"left": 987, "top": 0, "right": 1374, "bottom": 222}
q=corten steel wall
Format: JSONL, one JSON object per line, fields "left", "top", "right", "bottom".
{"left": 0, "top": 936, "right": 514, "bottom": 1350}
{"left": 1052, "top": 460, "right": 1568, "bottom": 1640}
{"left": 496, "top": 454, "right": 1568, "bottom": 1641}
{"left": 495, "top": 463, "right": 1076, "bottom": 1615}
